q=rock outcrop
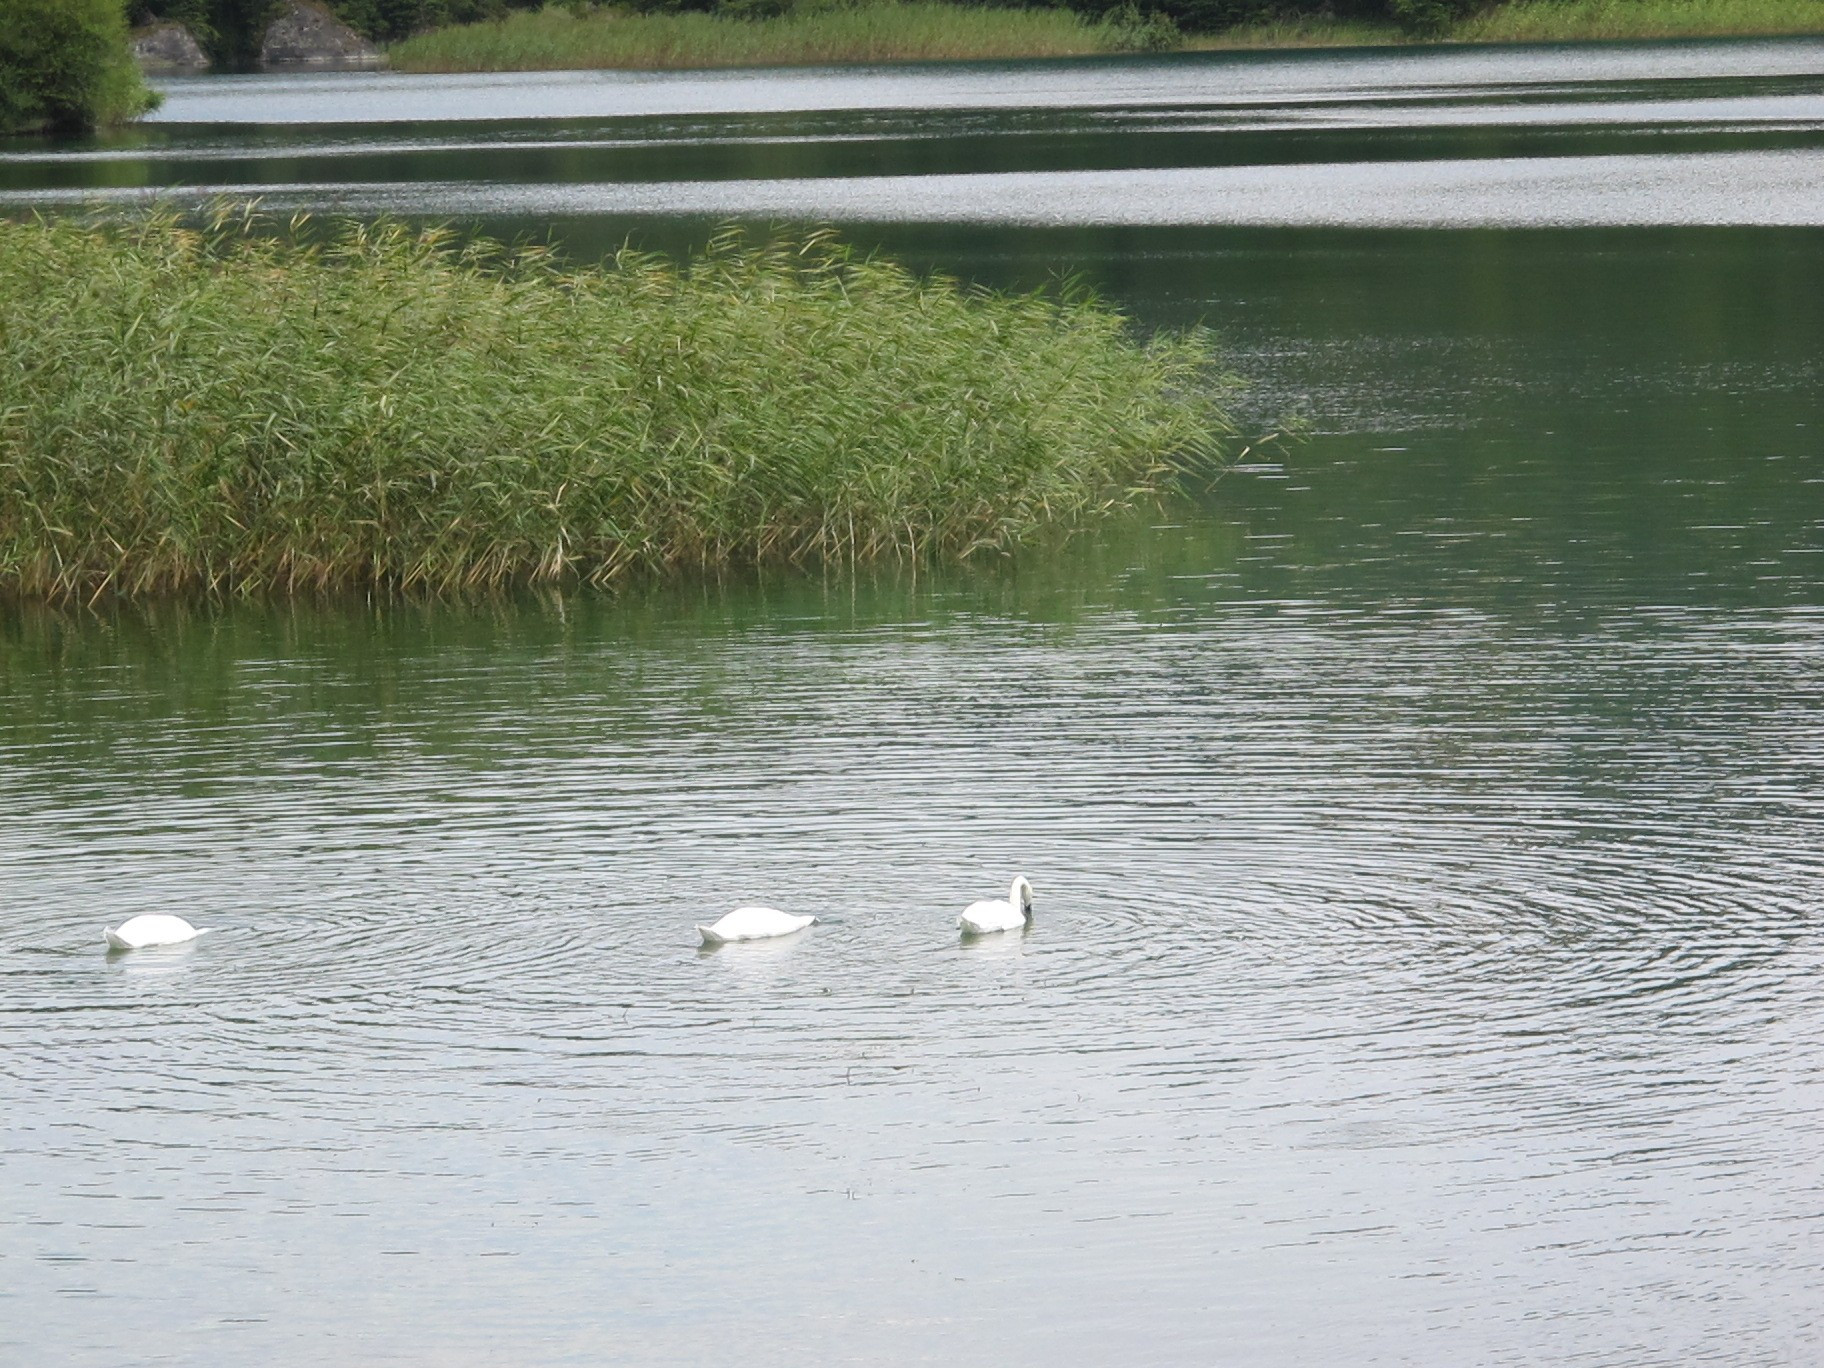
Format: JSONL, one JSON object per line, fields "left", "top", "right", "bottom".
{"left": 129, "top": 21, "right": 210, "bottom": 74}
{"left": 259, "top": 0, "right": 383, "bottom": 70}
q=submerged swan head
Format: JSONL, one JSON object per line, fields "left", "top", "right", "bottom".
{"left": 957, "top": 876, "right": 1036, "bottom": 936}
{"left": 103, "top": 913, "right": 209, "bottom": 951}
{"left": 1011, "top": 875, "right": 1034, "bottom": 919}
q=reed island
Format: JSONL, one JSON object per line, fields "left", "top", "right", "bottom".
{"left": 0, "top": 212, "right": 1228, "bottom": 601}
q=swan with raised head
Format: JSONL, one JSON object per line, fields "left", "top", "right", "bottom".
{"left": 104, "top": 914, "right": 210, "bottom": 951}
{"left": 697, "top": 906, "right": 816, "bottom": 947}
{"left": 958, "top": 876, "right": 1033, "bottom": 936}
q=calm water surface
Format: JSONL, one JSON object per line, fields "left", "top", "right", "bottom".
{"left": 3, "top": 40, "right": 1824, "bottom": 1367}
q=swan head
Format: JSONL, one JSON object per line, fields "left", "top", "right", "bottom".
{"left": 1010, "top": 875, "right": 1034, "bottom": 918}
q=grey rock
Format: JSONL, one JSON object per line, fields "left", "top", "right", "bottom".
{"left": 130, "top": 21, "right": 211, "bottom": 73}
{"left": 259, "top": 0, "right": 383, "bottom": 71}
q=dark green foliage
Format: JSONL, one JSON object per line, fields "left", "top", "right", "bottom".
{"left": 322, "top": 0, "right": 523, "bottom": 44}
{"left": 1053, "top": 0, "right": 1467, "bottom": 36}
{"left": 0, "top": 0, "right": 157, "bottom": 134}
{"left": 130, "top": 0, "right": 532, "bottom": 62}
{"left": 131, "top": 0, "right": 1803, "bottom": 55}
{"left": 717, "top": 0, "right": 796, "bottom": 19}
{"left": 1386, "top": 0, "right": 1476, "bottom": 33}
{"left": 127, "top": 0, "right": 212, "bottom": 51}
{"left": 617, "top": 0, "right": 716, "bottom": 15}
{"left": 132, "top": 0, "right": 476, "bottom": 67}
{"left": 128, "top": 0, "right": 1492, "bottom": 57}
{"left": 1064, "top": 0, "right": 1265, "bottom": 32}
{"left": 127, "top": 0, "right": 275, "bottom": 68}
{"left": 210, "top": 0, "right": 281, "bottom": 66}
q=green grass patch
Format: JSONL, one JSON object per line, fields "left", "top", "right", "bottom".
{"left": 386, "top": 0, "right": 1154, "bottom": 71}
{"left": 0, "top": 210, "right": 1230, "bottom": 601}
{"left": 1455, "top": 0, "right": 1824, "bottom": 41}
{"left": 1196, "top": 0, "right": 1824, "bottom": 48}
{"left": 1184, "top": 15, "right": 1407, "bottom": 48}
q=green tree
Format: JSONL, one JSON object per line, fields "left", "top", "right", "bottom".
{"left": 0, "top": 0, "right": 157, "bottom": 134}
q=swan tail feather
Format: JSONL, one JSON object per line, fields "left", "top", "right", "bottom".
{"left": 697, "top": 925, "right": 726, "bottom": 947}
{"left": 104, "top": 928, "right": 130, "bottom": 951}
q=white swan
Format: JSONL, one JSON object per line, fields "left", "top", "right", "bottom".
{"left": 104, "top": 914, "right": 210, "bottom": 951}
{"left": 958, "top": 876, "right": 1034, "bottom": 936}
{"left": 697, "top": 906, "right": 816, "bottom": 947}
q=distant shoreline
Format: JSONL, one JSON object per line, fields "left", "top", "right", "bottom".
{"left": 384, "top": 0, "right": 1824, "bottom": 75}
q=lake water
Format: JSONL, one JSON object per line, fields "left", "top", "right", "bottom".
{"left": 3, "top": 40, "right": 1824, "bottom": 1367}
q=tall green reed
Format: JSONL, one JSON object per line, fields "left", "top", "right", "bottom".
{"left": 1195, "top": 0, "right": 1824, "bottom": 48}
{"left": 1454, "top": 0, "right": 1824, "bottom": 41}
{"left": 0, "top": 210, "right": 1230, "bottom": 601}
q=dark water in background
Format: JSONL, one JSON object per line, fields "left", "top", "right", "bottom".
{"left": 6, "top": 39, "right": 1824, "bottom": 225}
{"left": 4, "top": 41, "right": 1824, "bottom": 1367}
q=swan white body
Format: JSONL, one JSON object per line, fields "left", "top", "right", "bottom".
{"left": 958, "top": 876, "right": 1034, "bottom": 935}
{"left": 104, "top": 914, "right": 209, "bottom": 951}
{"left": 697, "top": 906, "right": 816, "bottom": 946}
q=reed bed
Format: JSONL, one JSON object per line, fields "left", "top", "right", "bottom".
{"left": 386, "top": 2, "right": 1136, "bottom": 72}
{"left": 1199, "top": 0, "right": 1824, "bottom": 48}
{"left": 1455, "top": 0, "right": 1824, "bottom": 41}
{"left": 1184, "top": 17, "right": 1404, "bottom": 48}
{"left": 0, "top": 211, "right": 1228, "bottom": 602}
